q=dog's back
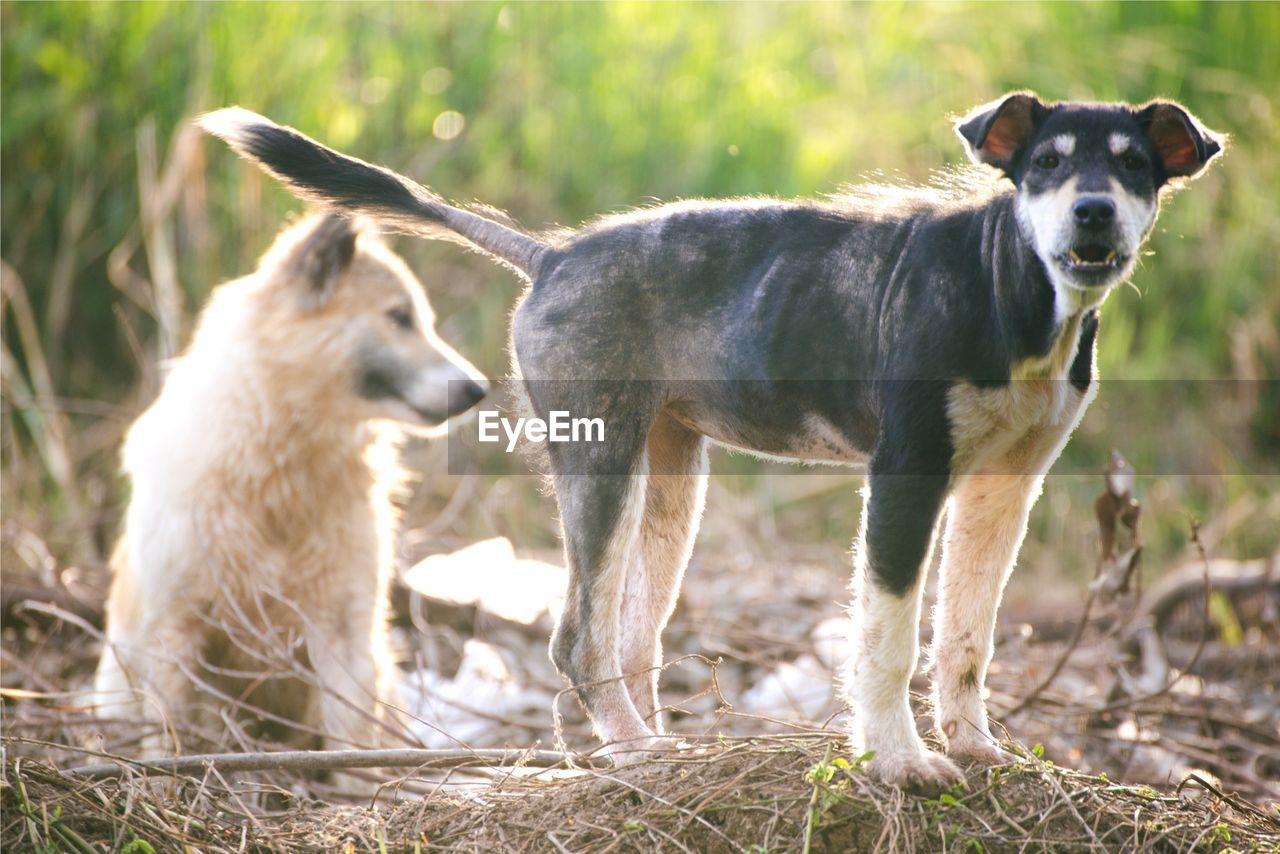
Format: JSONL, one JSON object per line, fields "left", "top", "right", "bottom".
{"left": 93, "top": 214, "right": 486, "bottom": 758}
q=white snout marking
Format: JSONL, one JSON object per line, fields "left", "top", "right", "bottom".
{"left": 1108, "top": 176, "right": 1157, "bottom": 263}
{"left": 1016, "top": 176, "right": 1084, "bottom": 321}
{"left": 1052, "top": 134, "right": 1076, "bottom": 156}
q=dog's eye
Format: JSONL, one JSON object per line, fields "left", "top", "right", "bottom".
{"left": 386, "top": 307, "right": 415, "bottom": 330}
{"left": 1121, "top": 152, "right": 1146, "bottom": 171}
{"left": 1034, "top": 153, "right": 1060, "bottom": 170}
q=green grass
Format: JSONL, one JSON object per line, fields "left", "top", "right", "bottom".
{"left": 2, "top": 1, "right": 1277, "bottom": 573}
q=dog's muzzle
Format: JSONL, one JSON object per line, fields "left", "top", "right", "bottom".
{"left": 1055, "top": 195, "right": 1127, "bottom": 283}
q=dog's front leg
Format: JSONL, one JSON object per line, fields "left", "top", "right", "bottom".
{"left": 845, "top": 456, "right": 962, "bottom": 793}
{"left": 306, "top": 617, "right": 387, "bottom": 750}
{"left": 931, "top": 472, "right": 1043, "bottom": 764}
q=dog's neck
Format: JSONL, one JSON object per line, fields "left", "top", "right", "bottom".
{"left": 170, "top": 318, "right": 391, "bottom": 469}
{"left": 983, "top": 193, "right": 1106, "bottom": 382}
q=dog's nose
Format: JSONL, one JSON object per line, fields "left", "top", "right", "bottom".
{"left": 448, "top": 378, "right": 488, "bottom": 414}
{"left": 1072, "top": 197, "right": 1116, "bottom": 229}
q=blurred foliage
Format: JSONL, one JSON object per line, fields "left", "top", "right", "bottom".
{"left": 2, "top": 2, "right": 1277, "bottom": 574}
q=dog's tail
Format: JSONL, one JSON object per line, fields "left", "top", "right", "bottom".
{"left": 199, "top": 107, "right": 547, "bottom": 279}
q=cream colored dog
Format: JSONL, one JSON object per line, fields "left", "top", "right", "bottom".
{"left": 93, "top": 213, "right": 487, "bottom": 758}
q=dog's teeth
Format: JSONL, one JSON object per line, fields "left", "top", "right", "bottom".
{"left": 1105, "top": 250, "right": 1117, "bottom": 263}
{"left": 1069, "top": 250, "right": 1082, "bottom": 264}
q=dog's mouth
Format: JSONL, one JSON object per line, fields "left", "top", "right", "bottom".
{"left": 407, "top": 401, "right": 448, "bottom": 427}
{"left": 1057, "top": 244, "right": 1125, "bottom": 278}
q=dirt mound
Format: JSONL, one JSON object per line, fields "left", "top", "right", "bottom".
{"left": 5, "top": 736, "right": 1276, "bottom": 852}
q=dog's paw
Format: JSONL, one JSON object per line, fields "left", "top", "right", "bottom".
{"left": 868, "top": 748, "right": 966, "bottom": 796}
{"left": 946, "top": 738, "right": 1019, "bottom": 768}
{"left": 597, "top": 734, "right": 683, "bottom": 766}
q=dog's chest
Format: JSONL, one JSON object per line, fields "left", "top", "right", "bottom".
{"left": 946, "top": 315, "right": 1092, "bottom": 475}
{"left": 947, "top": 379, "right": 1084, "bottom": 475}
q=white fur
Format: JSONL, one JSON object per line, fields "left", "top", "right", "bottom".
{"left": 92, "top": 217, "right": 483, "bottom": 770}
{"left": 619, "top": 417, "right": 709, "bottom": 731}
{"left": 795, "top": 413, "right": 871, "bottom": 463}
{"left": 577, "top": 420, "right": 712, "bottom": 762}
{"left": 1109, "top": 132, "right": 1134, "bottom": 156}
{"left": 845, "top": 303, "right": 1099, "bottom": 785}
{"left": 1052, "top": 134, "right": 1076, "bottom": 156}
{"left": 1109, "top": 176, "right": 1158, "bottom": 264}
{"left": 933, "top": 382, "right": 1094, "bottom": 756}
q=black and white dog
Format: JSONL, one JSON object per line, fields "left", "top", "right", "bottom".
{"left": 202, "top": 92, "right": 1222, "bottom": 791}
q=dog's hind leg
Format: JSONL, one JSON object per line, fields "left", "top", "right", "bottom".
{"left": 545, "top": 403, "right": 660, "bottom": 762}
{"left": 931, "top": 472, "right": 1042, "bottom": 765}
{"left": 619, "top": 411, "right": 709, "bottom": 732}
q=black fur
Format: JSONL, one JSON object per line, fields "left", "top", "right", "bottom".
{"left": 1070, "top": 310, "right": 1099, "bottom": 393}
{"left": 203, "top": 108, "right": 544, "bottom": 276}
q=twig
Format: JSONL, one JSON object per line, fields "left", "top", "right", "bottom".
{"left": 65, "top": 747, "right": 576, "bottom": 780}
{"left": 1072, "top": 518, "right": 1215, "bottom": 717}
{"left": 1175, "top": 772, "right": 1278, "bottom": 825}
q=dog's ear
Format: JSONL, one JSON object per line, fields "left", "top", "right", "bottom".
{"left": 1134, "top": 100, "right": 1224, "bottom": 184}
{"left": 286, "top": 213, "right": 359, "bottom": 309}
{"left": 955, "top": 91, "right": 1048, "bottom": 176}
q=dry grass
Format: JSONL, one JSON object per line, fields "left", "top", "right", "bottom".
{"left": 3, "top": 473, "right": 1278, "bottom": 850}
{"left": 4, "top": 735, "right": 1277, "bottom": 852}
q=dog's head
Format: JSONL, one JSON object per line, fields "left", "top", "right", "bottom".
{"left": 956, "top": 91, "right": 1223, "bottom": 311}
{"left": 251, "top": 213, "right": 487, "bottom": 432}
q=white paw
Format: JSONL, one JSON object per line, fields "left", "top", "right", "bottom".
{"left": 946, "top": 736, "right": 1019, "bottom": 767}
{"left": 867, "top": 747, "right": 965, "bottom": 795}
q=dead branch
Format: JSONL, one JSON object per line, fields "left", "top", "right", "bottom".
{"left": 1086, "top": 519, "right": 1215, "bottom": 716}
{"left": 65, "top": 747, "right": 577, "bottom": 780}
{"left": 1130, "top": 552, "right": 1278, "bottom": 636}
{"left": 1089, "top": 449, "right": 1143, "bottom": 599}
{"left": 2, "top": 584, "right": 103, "bottom": 632}
{"left": 1001, "top": 588, "right": 1099, "bottom": 719}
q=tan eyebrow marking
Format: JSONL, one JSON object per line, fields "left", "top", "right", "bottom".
{"left": 1052, "top": 134, "right": 1076, "bottom": 156}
